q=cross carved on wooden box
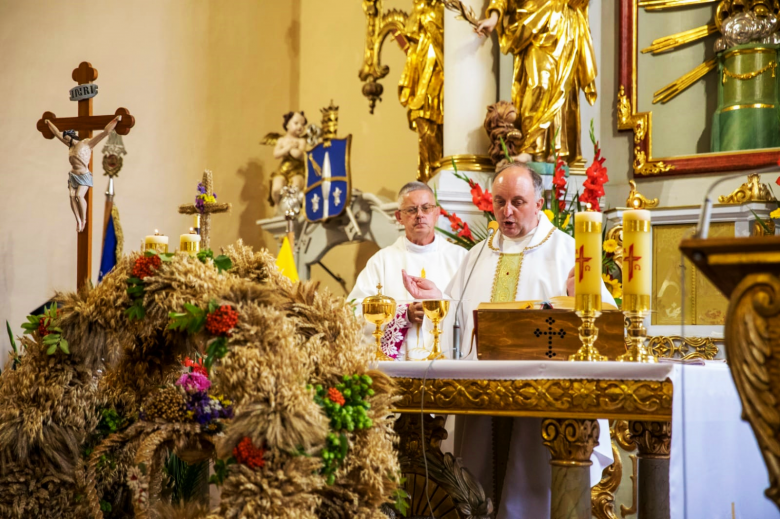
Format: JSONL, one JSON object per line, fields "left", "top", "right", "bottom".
{"left": 475, "top": 308, "right": 626, "bottom": 361}
{"left": 533, "top": 316, "right": 568, "bottom": 359}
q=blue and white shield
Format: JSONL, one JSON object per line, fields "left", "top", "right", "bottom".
{"left": 304, "top": 136, "right": 352, "bottom": 223}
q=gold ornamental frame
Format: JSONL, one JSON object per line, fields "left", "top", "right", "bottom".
{"left": 618, "top": 0, "right": 780, "bottom": 178}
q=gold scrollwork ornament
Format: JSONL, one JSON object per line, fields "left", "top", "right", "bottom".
{"left": 627, "top": 420, "right": 672, "bottom": 459}
{"left": 725, "top": 273, "right": 780, "bottom": 510}
{"left": 626, "top": 180, "right": 659, "bottom": 209}
{"left": 616, "top": 86, "right": 674, "bottom": 176}
{"left": 542, "top": 418, "right": 600, "bottom": 466}
{"left": 647, "top": 335, "right": 719, "bottom": 360}
{"left": 717, "top": 173, "right": 777, "bottom": 204}
{"left": 591, "top": 441, "right": 623, "bottom": 519}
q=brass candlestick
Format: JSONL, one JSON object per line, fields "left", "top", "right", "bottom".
{"left": 570, "top": 294, "right": 607, "bottom": 362}
{"left": 361, "top": 284, "right": 396, "bottom": 361}
{"left": 422, "top": 300, "right": 450, "bottom": 361}
{"left": 618, "top": 294, "right": 656, "bottom": 363}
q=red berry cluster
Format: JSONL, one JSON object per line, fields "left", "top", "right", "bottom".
{"left": 38, "top": 316, "right": 51, "bottom": 337}
{"left": 233, "top": 437, "right": 265, "bottom": 469}
{"left": 327, "top": 387, "right": 345, "bottom": 406}
{"left": 132, "top": 255, "right": 162, "bottom": 280}
{"left": 205, "top": 306, "right": 239, "bottom": 337}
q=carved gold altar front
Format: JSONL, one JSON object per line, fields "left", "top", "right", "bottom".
{"left": 392, "top": 376, "right": 672, "bottom": 518}
{"left": 393, "top": 377, "right": 673, "bottom": 421}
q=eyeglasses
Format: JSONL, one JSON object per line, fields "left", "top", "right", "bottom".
{"left": 399, "top": 204, "right": 437, "bottom": 216}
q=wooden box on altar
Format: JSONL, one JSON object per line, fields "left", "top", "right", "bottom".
{"left": 474, "top": 305, "right": 626, "bottom": 361}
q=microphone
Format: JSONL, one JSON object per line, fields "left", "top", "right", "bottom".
{"left": 694, "top": 172, "right": 772, "bottom": 239}
{"left": 453, "top": 220, "right": 499, "bottom": 359}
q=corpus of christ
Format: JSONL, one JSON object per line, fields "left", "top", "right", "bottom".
{"left": 3, "top": 2, "right": 780, "bottom": 519}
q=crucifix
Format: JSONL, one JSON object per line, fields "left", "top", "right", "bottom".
{"left": 625, "top": 243, "right": 642, "bottom": 282}
{"left": 36, "top": 62, "right": 136, "bottom": 290}
{"left": 575, "top": 245, "right": 592, "bottom": 282}
{"left": 178, "top": 170, "right": 231, "bottom": 250}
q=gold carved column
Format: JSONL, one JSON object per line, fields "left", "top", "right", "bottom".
{"left": 542, "top": 418, "right": 600, "bottom": 519}
{"left": 628, "top": 420, "right": 672, "bottom": 519}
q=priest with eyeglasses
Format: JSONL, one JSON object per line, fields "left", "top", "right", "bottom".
{"left": 348, "top": 181, "right": 466, "bottom": 360}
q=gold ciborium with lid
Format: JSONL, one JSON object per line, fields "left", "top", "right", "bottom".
{"left": 361, "top": 284, "right": 396, "bottom": 361}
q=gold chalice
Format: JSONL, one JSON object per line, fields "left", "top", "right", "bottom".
{"left": 422, "top": 300, "right": 450, "bottom": 361}
{"left": 362, "top": 284, "right": 396, "bottom": 361}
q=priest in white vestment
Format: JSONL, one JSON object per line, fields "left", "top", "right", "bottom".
{"left": 403, "top": 164, "right": 615, "bottom": 519}
{"left": 349, "top": 181, "right": 466, "bottom": 360}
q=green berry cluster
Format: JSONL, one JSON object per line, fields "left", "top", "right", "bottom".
{"left": 311, "top": 374, "right": 376, "bottom": 485}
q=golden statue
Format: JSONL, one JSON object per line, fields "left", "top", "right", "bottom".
{"left": 359, "top": 0, "right": 444, "bottom": 183}
{"left": 477, "top": 0, "right": 598, "bottom": 163}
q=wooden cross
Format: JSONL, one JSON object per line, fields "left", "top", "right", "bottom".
{"left": 178, "top": 170, "right": 231, "bottom": 250}
{"left": 36, "top": 62, "right": 136, "bottom": 290}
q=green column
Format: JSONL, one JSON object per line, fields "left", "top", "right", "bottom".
{"left": 712, "top": 43, "right": 780, "bottom": 152}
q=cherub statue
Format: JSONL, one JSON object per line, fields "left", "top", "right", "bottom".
{"left": 46, "top": 115, "right": 121, "bottom": 232}
{"left": 261, "top": 111, "right": 309, "bottom": 208}
{"left": 483, "top": 101, "right": 531, "bottom": 167}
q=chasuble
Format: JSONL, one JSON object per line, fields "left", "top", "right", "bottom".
{"left": 349, "top": 235, "right": 466, "bottom": 359}
{"left": 444, "top": 213, "right": 615, "bottom": 360}
{"left": 445, "top": 214, "right": 615, "bottom": 518}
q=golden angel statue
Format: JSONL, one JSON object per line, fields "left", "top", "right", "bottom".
{"left": 399, "top": 0, "right": 444, "bottom": 183}
{"left": 476, "top": 0, "right": 598, "bottom": 164}
{"left": 359, "top": 0, "right": 444, "bottom": 183}
{"left": 261, "top": 111, "right": 317, "bottom": 207}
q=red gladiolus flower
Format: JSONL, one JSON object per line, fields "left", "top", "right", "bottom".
{"left": 581, "top": 148, "right": 609, "bottom": 212}
{"left": 457, "top": 222, "right": 474, "bottom": 241}
{"left": 184, "top": 356, "right": 208, "bottom": 377}
{"left": 205, "top": 305, "right": 239, "bottom": 337}
{"left": 327, "top": 387, "right": 346, "bottom": 406}
{"left": 132, "top": 255, "right": 162, "bottom": 280}
{"left": 470, "top": 183, "right": 494, "bottom": 213}
{"left": 233, "top": 437, "right": 265, "bottom": 469}
{"left": 552, "top": 157, "right": 567, "bottom": 211}
{"left": 776, "top": 157, "right": 780, "bottom": 185}
{"left": 447, "top": 213, "right": 464, "bottom": 231}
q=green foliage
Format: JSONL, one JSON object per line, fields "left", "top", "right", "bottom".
{"left": 6, "top": 320, "right": 21, "bottom": 370}
{"left": 21, "top": 305, "right": 69, "bottom": 355}
{"left": 311, "top": 374, "right": 376, "bottom": 485}
{"left": 209, "top": 457, "right": 236, "bottom": 486}
{"left": 99, "top": 500, "right": 112, "bottom": 512}
{"left": 97, "top": 408, "right": 125, "bottom": 438}
{"left": 168, "top": 303, "right": 207, "bottom": 334}
{"left": 499, "top": 135, "right": 512, "bottom": 164}
{"left": 144, "top": 249, "right": 175, "bottom": 262}
{"left": 204, "top": 337, "right": 228, "bottom": 372}
{"left": 164, "top": 452, "right": 209, "bottom": 503}
{"left": 197, "top": 249, "right": 233, "bottom": 273}
{"left": 125, "top": 276, "right": 146, "bottom": 321}
{"left": 391, "top": 475, "right": 410, "bottom": 517}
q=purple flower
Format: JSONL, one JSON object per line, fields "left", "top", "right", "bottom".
{"left": 195, "top": 197, "right": 205, "bottom": 214}
{"left": 197, "top": 182, "right": 207, "bottom": 195}
{"left": 185, "top": 391, "right": 233, "bottom": 427}
{"left": 176, "top": 372, "right": 211, "bottom": 393}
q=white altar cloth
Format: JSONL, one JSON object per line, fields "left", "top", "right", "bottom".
{"left": 377, "top": 359, "right": 674, "bottom": 381}
{"left": 668, "top": 362, "right": 779, "bottom": 519}
{"left": 379, "top": 360, "right": 780, "bottom": 518}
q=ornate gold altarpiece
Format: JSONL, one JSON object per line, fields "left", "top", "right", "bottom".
{"left": 382, "top": 361, "right": 674, "bottom": 519}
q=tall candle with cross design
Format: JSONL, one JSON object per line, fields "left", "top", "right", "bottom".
{"left": 621, "top": 210, "right": 652, "bottom": 312}
{"left": 618, "top": 209, "right": 656, "bottom": 363}
{"left": 574, "top": 211, "right": 603, "bottom": 312}
{"left": 571, "top": 210, "right": 606, "bottom": 362}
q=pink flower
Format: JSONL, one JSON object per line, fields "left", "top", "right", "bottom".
{"left": 176, "top": 372, "right": 211, "bottom": 393}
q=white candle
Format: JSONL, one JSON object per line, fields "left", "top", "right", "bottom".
{"left": 144, "top": 230, "right": 168, "bottom": 253}
{"left": 574, "top": 211, "right": 603, "bottom": 311}
{"left": 180, "top": 231, "right": 201, "bottom": 255}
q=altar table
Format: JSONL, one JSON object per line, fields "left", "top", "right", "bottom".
{"left": 379, "top": 360, "right": 780, "bottom": 519}
{"left": 380, "top": 360, "right": 674, "bottom": 519}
